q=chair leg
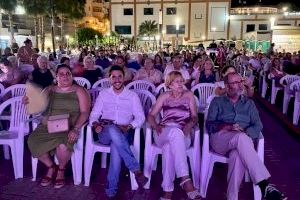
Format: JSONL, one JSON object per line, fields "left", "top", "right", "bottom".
{"left": 3, "top": 145, "right": 10, "bottom": 160}
{"left": 101, "top": 153, "right": 107, "bottom": 169}
{"left": 253, "top": 184, "right": 262, "bottom": 200}
{"left": 293, "top": 101, "right": 300, "bottom": 125}
{"left": 152, "top": 155, "right": 158, "bottom": 171}
{"left": 84, "top": 149, "right": 95, "bottom": 187}
{"left": 143, "top": 150, "right": 154, "bottom": 189}
{"left": 16, "top": 139, "right": 24, "bottom": 179}
{"left": 244, "top": 171, "right": 250, "bottom": 182}
{"left": 130, "top": 171, "right": 138, "bottom": 190}
{"left": 283, "top": 94, "right": 291, "bottom": 114}
{"left": 200, "top": 156, "right": 213, "bottom": 198}
{"left": 9, "top": 144, "right": 18, "bottom": 179}
{"left": 31, "top": 157, "right": 38, "bottom": 181}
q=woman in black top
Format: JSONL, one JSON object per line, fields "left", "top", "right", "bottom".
{"left": 82, "top": 56, "right": 102, "bottom": 85}
{"left": 30, "top": 55, "right": 54, "bottom": 88}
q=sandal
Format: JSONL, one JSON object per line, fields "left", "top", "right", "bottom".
{"left": 54, "top": 168, "right": 65, "bottom": 189}
{"left": 160, "top": 191, "right": 172, "bottom": 200}
{"left": 180, "top": 178, "right": 201, "bottom": 200}
{"left": 40, "top": 164, "right": 57, "bottom": 187}
{"left": 134, "top": 171, "right": 149, "bottom": 187}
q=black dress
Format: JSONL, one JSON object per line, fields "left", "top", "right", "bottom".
{"left": 32, "top": 69, "right": 54, "bottom": 88}
{"left": 82, "top": 68, "right": 103, "bottom": 85}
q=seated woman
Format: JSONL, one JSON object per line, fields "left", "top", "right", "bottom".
{"left": 269, "top": 57, "right": 285, "bottom": 86}
{"left": 0, "top": 58, "right": 23, "bottom": 87}
{"left": 133, "top": 57, "right": 163, "bottom": 86}
{"left": 26, "top": 64, "right": 91, "bottom": 189}
{"left": 82, "top": 55, "right": 102, "bottom": 85}
{"left": 214, "top": 65, "right": 254, "bottom": 97}
{"left": 30, "top": 55, "right": 55, "bottom": 88}
{"left": 194, "top": 58, "right": 216, "bottom": 85}
{"left": 147, "top": 71, "right": 200, "bottom": 200}
{"left": 154, "top": 54, "right": 165, "bottom": 72}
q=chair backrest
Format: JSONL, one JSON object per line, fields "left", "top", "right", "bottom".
{"left": 20, "top": 64, "right": 34, "bottom": 73}
{"left": 279, "top": 75, "right": 300, "bottom": 86}
{"left": 74, "top": 77, "right": 91, "bottom": 89}
{"left": 95, "top": 65, "right": 104, "bottom": 72}
{"left": 3, "top": 84, "right": 26, "bottom": 98}
{"left": 125, "top": 80, "right": 156, "bottom": 93}
{"left": 0, "top": 96, "right": 29, "bottom": 133}
{"left": 191, "top": 83, "right": 216, "bottom": 109}
{"left": 133, "top": 89, "right": 156, "bottom": 116}
{"left": 92, "top": 78, "right": 111, "bottom": 89}
{"left": 89, "top": 87, "right": 103, "bottom": 107}
{"left": 289, "top": 80, "right": 300, "bottom": 91}
{"left": 0, "top": 83, "right": 5, "bottom": 97}
{"left": 155, "top": 83, "right": 168, "bottom": 96}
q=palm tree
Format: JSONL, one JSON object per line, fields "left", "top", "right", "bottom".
{"left": 22, "top": 0, "right": 48, "bottom": 48}
{"left": 138, "top": 20, "right": 158, "bottom": 49}
{"left": 0, "top": 0, "right": 17, "bottom": 46}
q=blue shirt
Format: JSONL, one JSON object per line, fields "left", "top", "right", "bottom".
{"left": 206, "top": 95, "right": 263, "bottom": 139}
{"left": 95, "top": 57, "right": 111, "bottom": 69}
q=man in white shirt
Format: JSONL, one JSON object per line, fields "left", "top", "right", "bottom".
{"left": 90, "top": 65, "right": 147, "bottom": 198}
{"left": 164, "top": 56, "right": 191, "bottom": 85}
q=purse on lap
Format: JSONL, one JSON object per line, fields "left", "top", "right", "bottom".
{"left": 47, "top": 114, "right": 70, "bottom": 133}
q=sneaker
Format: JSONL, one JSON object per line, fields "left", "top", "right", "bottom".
{"left": 264, "top": 184, "right": 287, "bottom": 200}
{"left": 134, "top": 171, "right": 149, "bottom": 187}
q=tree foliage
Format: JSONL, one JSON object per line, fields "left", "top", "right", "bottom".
{"left": 138, "top": 20, "right": 158, "bottom": 37}
{"left": 0, "top": 0, "right": 16, "bottom": 13}
{"left": 22, "top": 0, "right": 48, "bottom": 16}
{"left": 76, "top": 28, "right": 102, "bottom": 46}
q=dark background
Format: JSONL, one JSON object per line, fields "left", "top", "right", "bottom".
{"left": 231, "top": 0, "right": 300, "bottom": 10}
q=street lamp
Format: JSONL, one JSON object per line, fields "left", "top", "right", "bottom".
{"left": 159, "top": 9, "right": 163, "bottom": 49}
{"left": 270, "top": 17, "right": 276, "bottom": 29}
{"left": 65, "top": 35, "right": 70, "bottom": 51}
{"left": 201, "top": 35, "right": 206, "bottom": 43}
{"left": 175, "top": 18, "right": 180, "bottom": 50}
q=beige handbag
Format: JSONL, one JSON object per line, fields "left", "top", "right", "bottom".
{"left": 47, "top": 114, "right": 70, "bottom": 134}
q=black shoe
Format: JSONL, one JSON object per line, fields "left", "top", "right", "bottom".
{"left": 264, "top": 184, "right": 287, "bottom": 200}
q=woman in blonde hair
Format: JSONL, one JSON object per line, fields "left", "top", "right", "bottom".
{"left": 194, "top": 58, "right": 216, "bottom": 84}
{"left": 82, "top": 55, "right": 102, "bottom": 85}
{"left": 147, "top": 71, "right": 200, "bottom": 200}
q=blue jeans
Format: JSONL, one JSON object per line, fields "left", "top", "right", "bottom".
{"left": 98, "top": 124, "right": 140, "bottom": 197}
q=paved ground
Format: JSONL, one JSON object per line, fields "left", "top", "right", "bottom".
{"left": 0, "top": 99, "right": 300, "bottom": 200}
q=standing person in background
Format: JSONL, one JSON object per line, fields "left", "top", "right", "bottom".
{"left": 17, "top": 38, "right": 34, "bottom": 65}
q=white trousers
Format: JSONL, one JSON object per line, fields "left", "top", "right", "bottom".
{"left": 210, "top": 130, "right": 271, "bottom": 200}
{"left": 154, "top": 125, "right": 191, "bottom": 192}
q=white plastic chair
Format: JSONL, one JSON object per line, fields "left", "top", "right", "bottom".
{"left": 126, "top": 80, "right": 156, "bottom": 93}
{"left": 268, "top": 74, "right": 283, "bottom": 105}
{"left": 133, "top": 89, "right": 156, "bottom": 117}
{"left": 2, "top": 84, "right": 26, "bottom": 98}
{"left": 0, "top": 83, "right": 5, "bottom": 98}
{"left": 155, "top": 83, "right": 168, "bottom": 97}
{"left": 143, "top": 123, "right": 201, "bottom": 189}
{"left": 92, "top": 78, "right": 111, "bottom": 89}
{"left": 84, "top": 125, "right": 142, "bottom": 190}
{"left": 20, "top": 64, "right": 34, "bottom": 74}
{"left": 128, "top": 68, "right": 137, "bottom": 76}
{"left": 200, "top": 127, "right": 264, "bottom": 199}
{"left": 0, "top": 97, "right": 30, "bottom": 179}
{"left": 260, "top": 70, "right": 268, "bottom": 98}
{"left": 280, "top": 75, "right": 300, "bottom": 114}
{"left": 31, "top": 124, "right": 85, "bottom": 185}
{"left": 191, "top": 83, "right": 216, "bottom": 113}
{"left": 289, "top": 80, "right": 300, "bottom": 125}
{"left": 74, "top": 77, "right": 91, "bottom": 90}
{"left": 89, "top": 87, "right": 103, "bottom": 107}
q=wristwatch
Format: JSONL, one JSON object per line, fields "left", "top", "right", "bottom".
{"left": 127, "top": 124, "right": 133, "bottom": 131}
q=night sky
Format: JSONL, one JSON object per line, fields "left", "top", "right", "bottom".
{"left": 231, "top": 0, "right": 300, "bottom": 11}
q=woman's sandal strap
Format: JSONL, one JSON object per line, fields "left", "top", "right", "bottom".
{"left": 180, "top": 178, "right": 192, "bottom": 188}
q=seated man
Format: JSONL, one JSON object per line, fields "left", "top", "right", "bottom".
{"left": 90, "top": 65, "right": 148, "bottom": 198}
{"left": 206, "top": 72, "right": 287, "bottom": 200}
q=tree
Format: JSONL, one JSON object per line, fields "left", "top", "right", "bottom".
{"left": 0, "top": 0, "right": 17, "bottom": 46}
{"left": 76, "top": 28, "right": 102, "bottom": 46}
{"left": 22, "top": 0, "right": 48, "bottom": 48}
{"left": 138, "top": 20, "right": 158, "bottom": 48}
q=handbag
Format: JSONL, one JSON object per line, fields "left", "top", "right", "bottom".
{"left": 47, "top": 114, "right": 70, "bottom": 133}
{"left": 46, "top": 90, "right": 70, "bottom": 134}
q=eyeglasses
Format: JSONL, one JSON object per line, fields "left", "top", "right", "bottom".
{"left": 57, "top": 72, "right": 72, "bottom": 77}
{"left": 227, "top": 80, "right": 243, "bottom": 85}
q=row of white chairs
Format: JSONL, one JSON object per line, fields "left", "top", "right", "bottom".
{"left": 260, "top": 73, "right": 300, "bottom": 125}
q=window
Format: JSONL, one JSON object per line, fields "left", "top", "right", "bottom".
{"left": 123, "top": 8, "right": 133, "bottom": 15}
{"left": 93, "top": 0, "right": 102, "bottom": 2}
{"left": 115, "top": 26, "right": 131, "bottom": 34}
{"left": 93, "top": 7, "right": 102, "bottom": 12}
{"left": 166, "top": 7, "right": 176, "bottom": 15}
{"left": 246, "top": 24, "right": 255, "bottom": 32}
{"left": 258, "top": 24, "right": 268, "bottom": 30}
{"left": 166, "top": 25, "right": 185, "bottom": 34}
{"left": 144, "top": 8, "right": 153, "bottom": 15}
{"left": 277, "top": 24, "right": 291, "bottom": 26}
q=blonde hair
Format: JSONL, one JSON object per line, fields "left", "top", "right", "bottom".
{"left": 165, "top": 71, "right": 184, "bottom": 88}
{"left": 83, "top": 55, "right": 95, "bottom": 68}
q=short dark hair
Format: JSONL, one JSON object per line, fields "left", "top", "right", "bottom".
{"left": 109, "top": 65, "right": 125, "bottom": 76}
{"left": 24, "top": 38, "right": 32, "bottom": 44}
{"left": 55, "top": 64, "right": 72, "bottom": 74}
{"left": 0, "top": 58, "right": 11, "bottom": 67}
{"left": 60, "top": 56, "right": 70, "bottom": 64}
{"left": 224, "top": 72, "right": 239, "bottom": 84}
